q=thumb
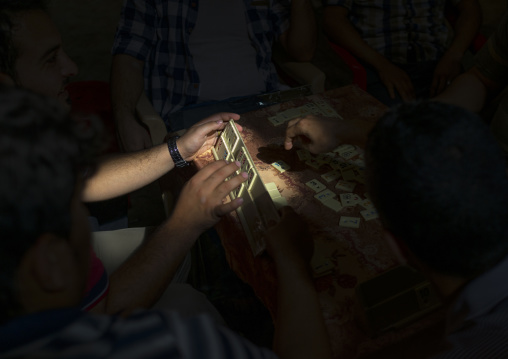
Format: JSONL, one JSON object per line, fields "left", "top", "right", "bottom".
{"left": 196, "top": 119, "right": 225, "bottom": 138}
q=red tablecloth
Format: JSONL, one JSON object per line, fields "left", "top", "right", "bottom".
{"left": 195, "top": 85, "right": 444, "bottom": 358}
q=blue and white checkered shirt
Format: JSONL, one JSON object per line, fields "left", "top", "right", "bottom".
{"left": 112, "top": 0, "right": 290, "bottom": 123}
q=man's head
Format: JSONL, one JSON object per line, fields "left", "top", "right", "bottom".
{"left": 366, "top": 101, "right": 508, "bottom": 279}
{"left": 0, "top": 0, "right": 77, "bottom": 103}
{"left": 0, "top": 86, "right": 98, "bottom": 324}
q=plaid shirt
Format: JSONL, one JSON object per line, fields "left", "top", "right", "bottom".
{"left": 324, "top": 0, "right": 459, "bottom": 64}
{"left": 112, "top": 0, "right": 290, "bottom": 122}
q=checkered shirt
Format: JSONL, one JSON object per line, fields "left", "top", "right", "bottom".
{"left": 323, "top": 0, "right": 459, "bottom": 64}
{"left": 112, "top": 0, "right": 290, "bottom": 122}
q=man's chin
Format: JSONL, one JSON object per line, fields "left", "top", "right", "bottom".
{"left": 58, "top": 90, "right": 72, "bottom": 108}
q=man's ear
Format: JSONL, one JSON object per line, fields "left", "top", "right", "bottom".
{"left": 0, "top": 72, "right": 15, "bottom": 86}
{"left": 31, "top": 234, "right": 72, "bottom": 292}
{"left": 382, "top": 229, "right": 409, "bottom": 266}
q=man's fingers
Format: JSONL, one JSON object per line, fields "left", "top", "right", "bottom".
{"left": 386, "top": 83, "right": 396, "bottom": 99}
{"left": 214, "top": 197, "right": 244, "bottom": 217}
{"left": 190, "top": 160, "right": 234, "bottom": 183}
{"left": 194, "top": 119, "right": 225, "bottom": 138}
{"left": 234, "top": 122, "right": 243, "bottom": 133}
{"left": 437, "top": 77, "right": 447, "bottom": 95}
{"left": 208, "top": 172, "right": 247, "bottom": 215}
{"left": 279, "top": 205, "right": 296, "bottom": 218}
{"left": 215, "top": 112, "right": 241, "bottom": 122}
{"left": 396, "top": 81, "right": 415, "bottom": 102}
{"left": 398, "top": 87, "right": 411, "bottom": 102}
{"left": 284, "top": 138, "right": 294, "bottom": 150}
{"left": 194, "top": 112, "right": 240, "bottom": 127}
{"left": 220, "top": 171, "right": 248, "bottom": 193}
{"left": 284, "top": 119, "right": 303, "bottom": 150}
{"left": 194, "top": 160, "right": 243, "bottom": 190}
{"left": 430, "top": 74, "right": 440, "bottom": 97}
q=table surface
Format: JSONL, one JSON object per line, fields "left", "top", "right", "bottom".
{"left": 194, "top": 85, "right": 443, "bottom": 358}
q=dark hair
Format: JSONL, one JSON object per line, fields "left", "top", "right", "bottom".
{"left": 0, "top": 86, "right": 99, "bottom": 323}
{"left": 0, "top": 0, "right": 48, "bottom": 79}
{"left": 366, "top": 101, "right": 508, "bottom": 278}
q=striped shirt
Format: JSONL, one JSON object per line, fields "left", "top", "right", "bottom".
{"left": 430, "top": 256, "right": 508, "bottom": 358}
{"left": 324, "top": 0, "right": 458, "bottom": 64}
{"left": 0, "top": 309, "right": 278, "bottom": 358}
{"left": 112, "top": 0, "right": 290, "bottom": 125}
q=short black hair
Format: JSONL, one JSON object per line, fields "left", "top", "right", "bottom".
{"left": 0, "top": 0, "right": 48, "bottom": 79}
{"left": 366, "top": 101, "right": 508, "bottom": 278}
{"left": 0, "top": 85, "right": 100, "bottom": 323}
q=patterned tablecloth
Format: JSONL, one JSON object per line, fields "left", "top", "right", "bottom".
{"left": 194, "top": 85, "right": 443, "bottom": 358}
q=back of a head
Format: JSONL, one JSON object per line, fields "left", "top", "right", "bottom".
{"left": 0, "top": 0, "right": 48, "bottom": 78}
{"left": 0, "top": 86, "right": 98, "bottom": 323}
{"left": 366, "top": 101, "right": 508, "bottom": 278}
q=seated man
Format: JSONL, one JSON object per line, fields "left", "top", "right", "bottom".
{"left": 283, "top": 102, "right": 508, "bottom": 357}
{"left": 435, "top": 11, "right": 508, "bottom": 156}
{"left": 110, "top": 0, "right": 317, "bottom": 151}
{"left": 0, "top": 86, "right": 332, "bottom": 359}
{"left": 0, "top": 0, "right": 242, "bottom": 315}
{"left": 322, "top": 0, "right": 481, "bottom": 106}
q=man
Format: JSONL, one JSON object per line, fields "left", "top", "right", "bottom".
{"left": 283, "top": 101, "right": 508, "bottom": 357}
{"left": 0, "top": 86, "right": 332, "bottom": 359}
{"left": 435, "top": 11, "right": 508, "bottom": 156}
{"left": 0, "top": 0, "right": 243, "bottom": 315}
{"left": 110, "top": 0, "right": 317, "bottom": 152}
{"left": 322, "top": 0, "right": 481, "bottom": 106}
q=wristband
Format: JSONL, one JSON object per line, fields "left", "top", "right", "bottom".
{"left": 167, "top": 136, "right": 190, "bottom": 168}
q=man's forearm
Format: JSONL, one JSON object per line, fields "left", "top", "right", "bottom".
{"left": 110, "top": 54, "right": 145, "bottom": 126}
{"left": 323, "top": 6, "right": 391, "bottom": 71}
{"left": 445, "top": 0, "right": 482, "bottom": 59}
{"left": 82, "top": 143, "right": 173, "bottom": 202}
{"left": 98, "top": 216, "right": 201, "bottom": 315}
{"left": 273, "top": 262, "right": 332, "bottom": 359}
{"left": 281, "top": 0, "right": 317, "bottom": 61}
{"left": 433, "top": 70, "right": 489, "bottom": 112}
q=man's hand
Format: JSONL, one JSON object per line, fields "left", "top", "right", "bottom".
{"left": 284, "top": 115, "right": 345, "bottom": 153}
{"left": 265, "top": 206, "right": 313, "bottom": 269}
{"left": 177, "top": 113, "right": 242, "bottom": 161}
{"left": 284, "top": 114, "right": 375, "bottom": 152}
{"left": 265, "top": 206, "right": 333, "bottom": 359}
{"left": 117, "top": 118, "right": 153, "bottom": 152}
{"left": 377, "top": 62, "right": 415, "bottom": 102}
{"left": 430, "top": 52, "right": 462, "bottom": 97}
{"left": 170, "top": 160, "right": 247, "bottom": 235}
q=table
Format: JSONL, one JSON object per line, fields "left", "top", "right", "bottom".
{"left": 193, "top": 85, "right": 443, "bottom": 358}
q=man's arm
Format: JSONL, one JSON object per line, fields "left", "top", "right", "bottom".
{"left": 265, "top": 207, "right": 332, "bottom": 359}
{"left": 83, "top": 113, "right": 241, "bottom": 202}
{"left": 110, "top": 53, "right": 151, "bottom": 153}
{"left": 433, "top": 66, "right": 499, "bottom": 112}
{"left": 278, "top": 0, "right": 317, "bottom": 62}
{"left": 83, "top": 144, "right": 169, "bottom": 202}
{"left": 430, "top": 0, "right": 482, "bottom": 96}
{"left": 323, "top": 6, "right": 414, "bottom": 101}
{"left": 91, "top": 159, "right": 248, "bottom": 315}
{"left": 284, "top": 115, "right": 375, "bottom": 153}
